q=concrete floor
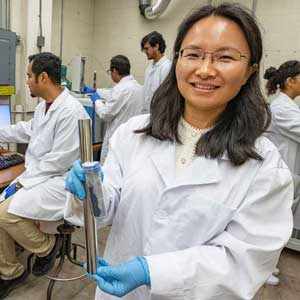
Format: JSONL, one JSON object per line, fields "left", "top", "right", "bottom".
{"left": 6, "top": 226, "right": 300, "bottom": 300}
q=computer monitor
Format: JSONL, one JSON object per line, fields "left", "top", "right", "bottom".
{"left": 0, "top": 104, "right": 12, "bottom": 127}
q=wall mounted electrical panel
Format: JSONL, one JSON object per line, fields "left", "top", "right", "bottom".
{"left": 0, "top": 30, "right": 16, "bottom": 95}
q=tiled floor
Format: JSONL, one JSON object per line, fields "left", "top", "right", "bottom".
{"left": 6, "top": 227, "right": 300, "bottom": 300}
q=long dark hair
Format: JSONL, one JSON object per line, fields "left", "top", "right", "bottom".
{"left": 136, "top": 3, "right": 271, "bottom": 166}
{"left": 264, "top": 60, "right": 300, "bottom": 96}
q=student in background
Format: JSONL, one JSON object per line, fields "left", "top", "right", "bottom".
{"left": 264, "top": 60, "right": 300, "bottom": 285}
{"left": 89, "top": 55, "right": 143, "bottom": 165}
{"left": 141, "top": 31, "right": 171, "bottom": 113}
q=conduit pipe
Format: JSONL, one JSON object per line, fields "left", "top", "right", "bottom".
{"left": 139, "top": 0, "right": 171, "bottom": 19}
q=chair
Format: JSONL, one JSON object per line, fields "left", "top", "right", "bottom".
{"left": 27, "top": 220, "right": 86, "bottom": 300}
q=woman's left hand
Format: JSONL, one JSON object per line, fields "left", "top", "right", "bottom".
{"left": 87, "top": 257, "right": 150, "bottom": 297}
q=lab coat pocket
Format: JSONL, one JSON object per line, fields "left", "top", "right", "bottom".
{"left": 172, "top": 196, "right": 236, "bottom": 249}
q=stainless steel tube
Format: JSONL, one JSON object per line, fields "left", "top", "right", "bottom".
{"left": 78, "top": 119, "right": 98, "bottom": 274}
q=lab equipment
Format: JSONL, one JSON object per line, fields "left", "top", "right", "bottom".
{"left": 66, "top": 160, "right": 104, "bottom": 200}
{"left": 82, "top": 161, "right": 106, "bottom": 220}
{"left": 93, "top": 71, "right": 97, "bottom": 90}
{"left": 90, "top": 92, "right": 100, "bottom": 102}
{"left": 61, "top": 65, "right": 72, "bottom": 90}
{"left": 0, "top": 104, "right": 11, "bottom": 127}
{"left": 78, "top": 119, "right": 98, "bottom": 274}
{"left": 0, "top": 154, "right": 25, "bottom": 170}
{"left": 88, "top": 257, "right": 150, "bottom": 297}
{"left": 73, "top": 95, "right": 105, "bottom": 144}
{"left": 71, "top": 55, "right": 86, "bottom": 93}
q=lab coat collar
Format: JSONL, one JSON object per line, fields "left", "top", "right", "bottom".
{"left": 46, "top": 88, "right": 69, "bottom": 113}
{"left": 39, "top": 88, "right": 69, "bottom": 125}
{"left": 119, "top": 75, "right": 135, "bottom": 84}
{"left": 152, "top": 55, "right": 169, "bottom": 69}
{"left": 278, "top": 92, "right": 298, "bottom": 107}
{"left": 150, "top": 141, "right": 222, "bottom": 188}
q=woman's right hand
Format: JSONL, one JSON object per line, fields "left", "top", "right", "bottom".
{"left": 66, "top": 160, "right": 86, "bottom": 200}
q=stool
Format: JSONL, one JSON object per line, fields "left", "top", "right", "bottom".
{"left": 27, "top": 221, "right": 86, "bottom": 300}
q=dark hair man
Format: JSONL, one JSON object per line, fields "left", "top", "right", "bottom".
{"left": 0, "top": 52, "right": 89, "bottom": 298}
{"left": 140, "top": 31, "right": 171, "bottom": 113}
{"left": 89, "top": 55, "right": 143, "bottom": 164}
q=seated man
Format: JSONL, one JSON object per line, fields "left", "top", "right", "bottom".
{"left": 0, "top": 52, "right": 89, "bottom": 299}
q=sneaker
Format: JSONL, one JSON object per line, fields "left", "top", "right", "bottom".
{"left": 32, "top": 234, "right": 63, "bottom": 277}
{"left": 265, "top": 274, "right": 279, "bottom": 286}
{"left": 273, "top": 267, "right": 280, "bottom": 276}
{"left": 0, "top": 270, "right": 28, "bottom": 299}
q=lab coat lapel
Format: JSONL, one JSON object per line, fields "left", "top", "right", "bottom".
{"left": 40, "top": 88, "right": 68, "bottom": 125}
{"left": 151, "top": 141, "right": 222, "bottom": 188}
{"left": 150, "top": 141, "right": 176, "bottom": 187}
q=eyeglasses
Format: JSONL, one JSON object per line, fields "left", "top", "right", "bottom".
{"left": 177, "top": 48, "right": 248, "bottom": 65}
{"left": 106, "top": 69, "right": 112, "bottom": 75}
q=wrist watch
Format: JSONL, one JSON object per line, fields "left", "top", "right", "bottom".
{"left": 15, "top": 182, "right": 23, "bottom": 190}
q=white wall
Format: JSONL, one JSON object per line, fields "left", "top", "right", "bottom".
{"left": 51, "top": 0, "right": 95, "bottom": 86}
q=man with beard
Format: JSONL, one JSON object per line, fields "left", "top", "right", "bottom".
{"left": 0, "top": 52, "right": 89, "bottom": 299}
{"left": 141, "top": 31, "right": 171, "bottom": 113}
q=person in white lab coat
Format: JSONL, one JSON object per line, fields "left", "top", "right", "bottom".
{"left": 66, "top": 4, "right": 293, "bottom": 300}
{"left": 263, "top": 60, "right": 300, "bottom": 286}
{"left": 0, "top": 52, "right": 89, "bottom": 299}
{"left": 141, "top": 31, "right": 171, "bottom": 113}
{"left": 89, "top": 55, "right": 143, "bottom": 165}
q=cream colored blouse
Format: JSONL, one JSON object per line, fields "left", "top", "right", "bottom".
{"left": 176, "top": 117, "right": 211, "bottom": 170}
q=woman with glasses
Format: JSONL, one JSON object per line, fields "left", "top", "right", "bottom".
{"left": 66, "top": 3, "right": 293, "bottom": 300}
{"left": 264, "top": 61, "right": 300, "bottom": 285}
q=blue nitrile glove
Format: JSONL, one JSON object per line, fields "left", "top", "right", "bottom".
{"left": 82, "top": 86, "right": 96, "bottom": 94}
{"left": 65, "top": 160, "right": 104, "bottom": 200}
{"left": 4, "top": 182, "right": 18, "bottom": 199}
{"left": 87, "top": 257, "right": 150, "bottom": 297}
{"left": 90, "top": 92, "right": 101, "bottom": 102}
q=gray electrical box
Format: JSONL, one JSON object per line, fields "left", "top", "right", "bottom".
{"left": 0, "top": 31, "right": 16, "bottom": 95}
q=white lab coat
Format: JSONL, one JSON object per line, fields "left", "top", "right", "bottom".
{"left": 95, "top": 115, "right": 293, "bottom": 300}
{"left": 142, "top": 55, "right": 171, "bottom": 113}
{"left": 266, "top": 92, "right": 300, "bottom": 228}
{"left": 0, "top": 88, "right": 89, "bottom": 220}
{"left": 95, "top": 75, "right": 143, "bottom": 165}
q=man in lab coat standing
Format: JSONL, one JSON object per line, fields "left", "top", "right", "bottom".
{"left": 141, "top": 31, "right": 171, "bottom": 113}
{"left": 90, "top": 55, "right": 143, "bottom": 165}
{"left": 0, "top": 52, "right": 89, "bottom": 299}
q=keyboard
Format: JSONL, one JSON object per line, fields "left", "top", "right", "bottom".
{"left": 0, "top": 154, "right": 25, "bottom": 170}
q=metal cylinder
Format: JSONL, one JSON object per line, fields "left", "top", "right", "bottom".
{"left": 78, "top": 119, "right": 98, "bottom": 274}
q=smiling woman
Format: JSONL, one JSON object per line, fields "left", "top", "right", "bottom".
{"left": 66, "top": 3, "right": 294, "bottom": 300}
{"left": 176, "top": 15, "right": 254, "bottom": 129}
{"left": 137, "top": 4, "right": 264, "bottom": 166}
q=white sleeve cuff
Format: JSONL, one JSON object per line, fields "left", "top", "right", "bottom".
{"left": 145, "top": 252, "right": 185, "bottom": 298}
